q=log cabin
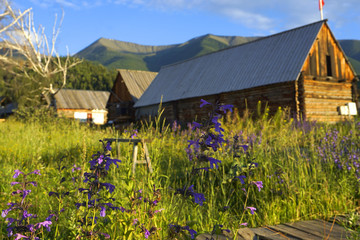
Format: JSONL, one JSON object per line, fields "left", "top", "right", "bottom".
{"left": 106, "top": 69, "right": 157, "bottom": 124}
{"left": 54, "top": 89, "right": 110, "bottom": 125}
{"left": 134, "top": 20, "right": 359, "bottom": 123}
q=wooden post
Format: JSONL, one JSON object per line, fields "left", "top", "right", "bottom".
{"left": 104, "top": 138, "right": 153, "bottom": 174}
{"left": 132, "top": 142, "right": 138, "bottom": 174}
{"left": 143, "top": 142, "right": 153, "bottom": 173}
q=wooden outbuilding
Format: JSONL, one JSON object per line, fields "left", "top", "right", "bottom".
{"left": 54, "top": 89, "right": 110, "bottom": 125}
{"left": 106, "top": 69, "right": 157, "bottom": 124}
{"left": 134, "top": 20, "right": 358, "bottom": 123}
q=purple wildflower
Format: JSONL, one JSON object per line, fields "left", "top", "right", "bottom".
{"left": 183, "top": 225, "right": 197, "bottom": 239}
{"left": 192, "top": 192, "right": 206, "bottom": 206}
{"left": 192, "top": 121, "right": 202, "bottom": 130}
{"left": 169, "top": 224, "right": 197, "bottom": 239}
{"left": 104, "top": 158, "right": 121, "bottom": 171}
{"left": 241, "top": 144, "right": 249, "bottom": 152}
{"left": 28, "top": 170, "right": 41, "bottom": 176}
{"left": 208, "top": 157, "right": 221, "bottom": 169}
{"left": 247, "top": 207, "right": 257, "bottom": 215}
{"left": 105, "top": 142, "right": 112, "bottom": 151}
{"left": 200, "top": 99, "right": 211, "bottom": 107}
{"left": 100, "top": 206, "right": 106, "bottom": 217}
{"left": 132, "top": 218, "right": 138, "bottom": 225}
{"left": 71, "top": 164, "right": 81, "bottom": 172}
{"left": 13, "top": 170, "right": 24, "bottom": 179}
{"left": 144, "top": 228, "right": 150, "bottom": 238}
{"left": 101, "top": 183, "right": 115, "bottom": 193}
{"left": 35, "top": 220, "right": 52, "bottom": 232}
{"left": 14, "top": 234, "right": 29, "bottom": 240}
{"left": 175, "top": 185, "right": 206, "bottom": 206}
{"left": 252, "top": 181, "right": 263, "bottom": 192}
{"left": 235, "top": 175, "right": 246, "bottom": 184}
{"left": 219, "top": 104, "right": 233, "bottom": 113}
{"left": 2, "top": 207, "right": 13, "bottom": 218}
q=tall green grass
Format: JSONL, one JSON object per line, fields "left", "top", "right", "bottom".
{"left": 0, "top": 110, "right": 359, "bottom": 239}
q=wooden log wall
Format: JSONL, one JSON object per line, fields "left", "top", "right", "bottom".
{"left": 160, "top": 82, "right": 296, "bottom": 123}
{"left": 107, "top": 101, "right": 134, "bottom": 122}
{"left": 299, "top": 77, "right": 353, "bottom": 122}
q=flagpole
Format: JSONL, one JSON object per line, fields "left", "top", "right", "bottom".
{"left": 320, "top": 8, "right": 323, "bottom": 20}
{"left": 319, "top": 0, "right": 324, "bottom": 20}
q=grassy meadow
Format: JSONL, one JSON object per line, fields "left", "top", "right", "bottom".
{"left": 0, "top": 108, "right": 359, "bottom": 239}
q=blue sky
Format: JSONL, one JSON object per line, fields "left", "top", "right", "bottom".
{"left": 12, "top": 0, "right": 360, "bottom": 56}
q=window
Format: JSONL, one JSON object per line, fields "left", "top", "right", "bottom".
{"left": 326, "top": 55, "right": 332, "bottom": 76}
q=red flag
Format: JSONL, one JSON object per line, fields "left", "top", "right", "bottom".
{"left": 319, "top": 0, "right": 324, "bottom": 10}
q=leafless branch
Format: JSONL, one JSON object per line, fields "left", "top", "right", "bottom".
{"left": 0, "top": 0, "right": 81, "bottom": 106}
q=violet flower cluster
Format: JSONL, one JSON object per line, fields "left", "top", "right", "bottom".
{"left": 2, "top": 170, "right": 53, "bottom": 240}
{"left": 186, "top": 99, "right": 233, "bottom": 172}
{"left": 75, "top": 140, "right": 121, "bottom": 239}
{"left": 317, "top": 127, "right": 360, "bottom": 180}
{"left": 177, "top": 99, "right": 233, "bottom": 206}
{"left": 171, "top": 99, "right": 233, "bottom": 239}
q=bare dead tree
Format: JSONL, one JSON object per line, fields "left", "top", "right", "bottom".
{"left": 0, "top": 0, "right": 81, "bottom": 106}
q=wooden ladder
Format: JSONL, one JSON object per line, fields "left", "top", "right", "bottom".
{"left": 104, "top": 138, "right": 153, "bottom": 174}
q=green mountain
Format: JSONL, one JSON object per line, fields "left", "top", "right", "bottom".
{"left": 75, "top": 35, "right": 360, "bottom": 75}
{"left": 338, "top": 40, "right": 360, "bottom": 75}
{"left": 75, "top": 35, "right": 258, "bottom": 72}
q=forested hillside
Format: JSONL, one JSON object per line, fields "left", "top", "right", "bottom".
{"left": 0, "top": 58, "right": 116, "bottom": 104}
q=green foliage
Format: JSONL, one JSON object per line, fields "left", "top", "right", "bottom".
{"left": 14, "top": 106, "right": 57, "bottom": 123}
{"left": 55, "top": 57, "right": 117, "bottom": 91}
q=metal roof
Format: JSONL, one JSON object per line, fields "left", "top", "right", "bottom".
{"left": 54, "top": 89, "right": 110, "bottom": 110}
{"left": 117, "top": 69, "right": 158, "bottom": 101}
{"left": 135, "top": 20, "right": 326, "bottom": 108}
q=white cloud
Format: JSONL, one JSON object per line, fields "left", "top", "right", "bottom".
{"left": 55, "top": 0, "right": 77, "bottom": 8}
{"left": 29, "top": 0, "right": 104, "bottom": 9}
{"left": 220, "top": 8, "right": 274, "bottom": 30}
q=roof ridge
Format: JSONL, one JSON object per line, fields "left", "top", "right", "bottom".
{"left": 117, "top": 69, "right": 158, "bottom": 74}
{"left": 160, "top": 20, "right": 327, "bottom": 70}
{"left": 57, "top": 88, "right": 110, "bottom": 93}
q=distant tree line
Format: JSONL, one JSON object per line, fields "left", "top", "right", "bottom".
{"left": 53, "top": 57, "right": 116, "bottom": 91}
{"left": 0, "top": 58, "right": 116, "bottom": 105}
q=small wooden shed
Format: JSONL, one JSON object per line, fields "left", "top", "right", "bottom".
{"left": 106, "top": 69, "right": 157, "bottom": 124}
{"left": 134, "top": 20, "right": 358, "bottom": 123}
{"left": 54, "top": 89, "right": 110, "bottom": 125}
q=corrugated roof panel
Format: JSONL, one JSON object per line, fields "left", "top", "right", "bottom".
{"left": 118, "top": 69, "right": 157, "bottom": 101}
{"left": 135, "top": 20, "right": 324, "bottom": 108}
{"left": 55, "top": 89, "right": 110, "bottom": 110}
